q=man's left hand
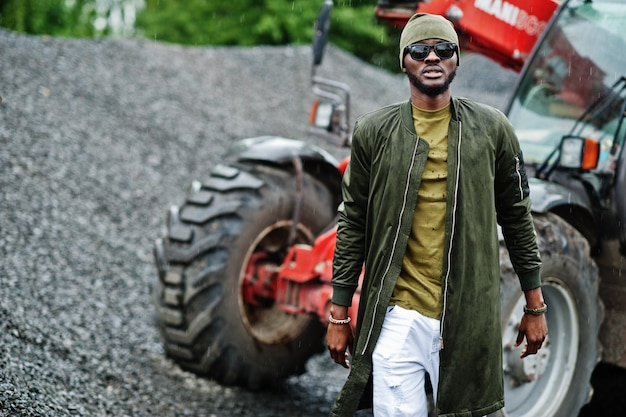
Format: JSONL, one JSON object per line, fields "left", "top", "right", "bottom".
{"left": 515, "top": 313, "right": 548, "bottom": 358}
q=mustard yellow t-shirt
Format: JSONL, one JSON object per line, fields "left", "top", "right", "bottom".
{"left": 390, "top": 103, "right": 451, "bottom": 319}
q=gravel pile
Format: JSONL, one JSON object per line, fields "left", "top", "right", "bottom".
{"left": 0, "top": 28, "right": 516, "bottom": 417}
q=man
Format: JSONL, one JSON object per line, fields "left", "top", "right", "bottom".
{"left": 326, "top": 13, "right": 548, "bottom": 417}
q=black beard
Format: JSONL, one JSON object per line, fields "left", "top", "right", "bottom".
{"left": 407, "top": 68, "right": 457, "bottom": 97}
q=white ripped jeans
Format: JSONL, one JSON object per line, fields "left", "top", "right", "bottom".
{"left": 372, "top": 305, "right": 441, "bottom": 417}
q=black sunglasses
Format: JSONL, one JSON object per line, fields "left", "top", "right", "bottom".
{"left": 404, "top": 42, "right": 457, "bottom": 61}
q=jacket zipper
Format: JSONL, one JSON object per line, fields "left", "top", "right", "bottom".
{"left": 361, "top": 134, "right": 422, "bottom": 355}
{"left": 439, "top": 121, "right": 462, "bottom": 350}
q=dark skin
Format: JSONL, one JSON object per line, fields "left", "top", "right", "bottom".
{"left": 327, "top": 39, "right": 548, "bottom": 369}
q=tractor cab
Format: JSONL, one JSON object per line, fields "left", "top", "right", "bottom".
{"left": 506, "top": 0, "right": 626, "bottom": 255}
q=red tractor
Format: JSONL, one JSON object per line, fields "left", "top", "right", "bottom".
{"left": 151, "top": 1, "right": 626, "bottom": 416}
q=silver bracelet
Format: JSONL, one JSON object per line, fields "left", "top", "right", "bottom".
{"left": 523, "top": 303, "right": 548, "bottom": 316}
{"left": 328, "top": 315, "right": 351, "bottom": 325}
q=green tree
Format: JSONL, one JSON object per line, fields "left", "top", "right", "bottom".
{"left": 331, "top": 1, "right": 402, "bottom": 71}
{"left": 0, "top": 0, "right": 95, "bottom": 36}
{"left": 0, "top": 0, "right": 140, "bottom": 37}
{"left": 136, "top": 0, "right": 320, "bottom": 46}
{"left": 0, "top": 0, "right": 402, "bottom": 72}
{"left": 135, "top": 0, "right": 401, "bottom": 72}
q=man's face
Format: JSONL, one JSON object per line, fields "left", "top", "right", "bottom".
{"left": 403, "top": 39, "right": 457, "bottom": 97}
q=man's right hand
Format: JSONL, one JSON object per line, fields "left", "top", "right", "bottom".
{"left": 326, "top": 304, "right": 355, "bottom": 369}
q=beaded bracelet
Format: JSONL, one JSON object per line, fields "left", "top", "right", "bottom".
{"left": 328, "top": 315, "right": 351, "bottom": 325}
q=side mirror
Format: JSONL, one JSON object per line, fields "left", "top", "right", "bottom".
{"left": 313, "top": 0, "right": 333, "bottom": 67}
{"left": 559, "top": 135, "right": 599, "bottom": 170}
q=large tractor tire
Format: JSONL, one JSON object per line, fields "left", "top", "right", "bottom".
{"left": 151, "top": 162, "right": 337, "bottom": 389}
{"left": 499, "top": 212, "right": 603, "bottom": 417}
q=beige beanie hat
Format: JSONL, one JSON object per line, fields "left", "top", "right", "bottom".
{"left": 399, "top": 13, "right": 459, "bottom": 69}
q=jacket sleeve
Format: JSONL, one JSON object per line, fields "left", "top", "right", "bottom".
{"left": 331, "top": 118, "right": 371, "bottom": 306}
{"left": 494, "top": 111, "right": 542, "bottom": 291}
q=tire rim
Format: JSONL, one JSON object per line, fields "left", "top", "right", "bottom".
{"left": 238, "top": 220, "right": 315, "bottom": 345}
{"left": 502, "top": 277, "right": 579, "bottom": 416}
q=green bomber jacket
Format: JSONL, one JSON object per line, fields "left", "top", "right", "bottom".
{"left": 330, "top": 97, "right": 541, "bottom": 417}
